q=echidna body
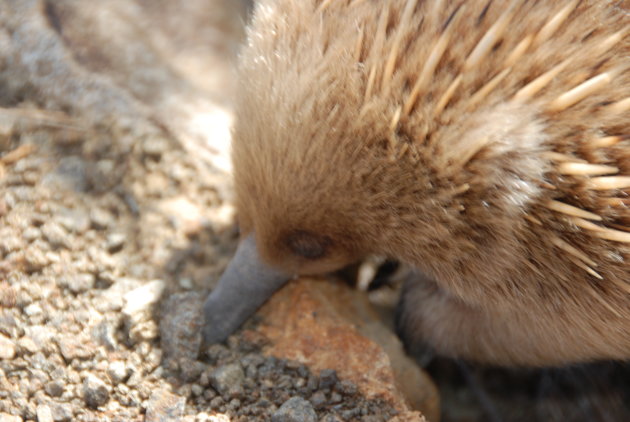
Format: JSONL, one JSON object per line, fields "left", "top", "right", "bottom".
{"left": 203, "top": 0, "right": 630, "bottom": 366}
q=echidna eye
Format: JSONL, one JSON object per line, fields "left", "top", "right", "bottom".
{"left": 285, "top": 230, "right": 330, "bottom": 260}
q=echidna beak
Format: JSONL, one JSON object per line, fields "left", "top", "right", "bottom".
{"left": 201, "top": 234, "right": 290, "bottom": 346}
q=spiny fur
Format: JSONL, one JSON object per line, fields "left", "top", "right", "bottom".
{"left": 233, "top": 0, "right": 630, "bottom": 366}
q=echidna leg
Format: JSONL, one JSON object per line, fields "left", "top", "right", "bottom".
{"left": 395, "top": 271, "right": 540, "bottom": 366}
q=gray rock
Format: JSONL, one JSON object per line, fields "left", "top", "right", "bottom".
{"left": 45, "top": 380, "right": 64, "bottom": 398}
{"left": 92, "top": 319, "right": 118, "bottom": 350}
{"left": 272, "top": 397, "right": 317, "bottom": 422}
{"left": 209, "top": 363, "right": 245, "bottom": 398}
{"left": 0, "top": 334, "right": 16, "bottom": 360}
{"left": 159, "top": 292, "right": 203, "bottom": 363}
{"left": 83, "top": 374, "right": 109, "bottom": 408}
{"left": 191, "top": 384, "right": 204, "bottom": 397}
{"left": 145, "top": 389, "right": 185, "bottom": 422}
{"left": 329, "top": 392, "right": 342, "bottom": 404}
{"left": 178, "top": 358, "right": 206, "bottom": 383}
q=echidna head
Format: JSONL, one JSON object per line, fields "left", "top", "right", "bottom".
{"left": 203, "top": 0, "right": 551, "bottom": 346}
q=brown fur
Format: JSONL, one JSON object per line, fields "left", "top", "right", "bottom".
{"left": 232, "top": 0, "right": 630, "bottom": 366}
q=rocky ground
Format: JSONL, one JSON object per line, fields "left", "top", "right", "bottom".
{"left": 1, "top": 1, "right": 629, "bottom": 422}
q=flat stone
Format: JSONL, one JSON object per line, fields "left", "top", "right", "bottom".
{"left": 256, "top": 278, "right": 437, "bottom": 422}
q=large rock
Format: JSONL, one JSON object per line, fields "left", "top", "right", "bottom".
{"left": 253, "top": 277, "right": 440, "bottom": 422}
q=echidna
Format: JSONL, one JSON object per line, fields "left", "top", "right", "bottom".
{"left": 203, "top": 0, "right": 630, "bottom": 366}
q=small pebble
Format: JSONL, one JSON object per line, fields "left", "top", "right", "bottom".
{"left": 50, "top": 403, "right": 73, "bottom": 422}
{"left": 83, "top": 374, "right": 109, "bottom": 408}
{"left": 56, "top": 207, "right": 90, "bottom": 233}
{"left": 90, "top": 208, "right": 114, "bottom": 230}
{"left": 107, "top": 361, "right": 128, "bottom": 384}
{"left": 62, "top": 273, "right": 95, "bottom": 294}
{"left": 319, "top": 414, "right": 343, "bottom": 422}
{"left": 58, "top": 336, "right": 94, "bottom": 360}
{"left": 41, "top": 222, "right": 71, "bottom": 249}
{"left": 209, "top": 363, "right": 244, "bottom": 398}
{"left": 310, "top": 391, "right": 327, "bottom": 409}
{"left": 145, "top": 389, "right": 185, "bottom": 422}
{"left": 143, "top": 137, "right": 170, "bottom": 158}
{"left": 106, "top": 232, "right": 126, "bottom": 253}
{"left": 45, "top": 380, "right": 64, "bottom": 397}
{"left": 271, "top": 397, "right": 317, "bottom": 422}
{"left": 24, "top": 303, "right": 43, "bottom": 317}
{"left": 22, "top": 227, "right": 41, "bottom": 242}
{"left": 122, "top": 280, "right": 165, "bottom": 317}
{"left": 36, "top": 405, "right": 53, "bottom": 422}
{"left": 318, "top": 369, "right": 338, "bottom": 390}
{"left": 0, "top": 334, "right": 16, "bottom": 360}
{"left": 24, "top": 246, "right": 49, "bottom": 272}
{"left": 329, "top": 392, "right": 342, "bottom": 404}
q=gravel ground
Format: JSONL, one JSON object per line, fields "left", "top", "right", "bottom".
{"left": 0, "top": 110, "right": 401, "bottom": 421}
